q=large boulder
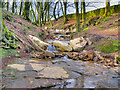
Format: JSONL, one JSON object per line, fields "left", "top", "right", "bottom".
{"left": 52, "top": 40, "right": 72, "bottom": 52}
{"left": 69, "top": 37, "right": 87, "bottom": 51}
{"left": 29, "top": 35, "right": 49, "bottom": 50}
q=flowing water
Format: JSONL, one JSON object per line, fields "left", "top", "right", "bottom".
{"left": 1, "top": 35, "right": 119, "bottom": 88}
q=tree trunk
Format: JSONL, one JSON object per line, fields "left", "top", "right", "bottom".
{"left": 53, "top": 1, "right": 58, "bottom": 21}
{"left": 19, "top": 1, "right": 23, "bottom": 15}
{"left": 30, "top": 3, "right": 37, "bottom": 25}
{"left": 60, "top": 1, "right": 64, "bottom": 15}
{"left": 15, "top": 2, "right": 17, "bottom": 14}
{"left": 39, "top": 2, "right": 42, "bottom": 27}
{"left": 47, "top": 2, "right": 53, "bottom": 27}
{"left": 74, "top": 1, "right": 80, "bottom": 32}
{"left": 81, "top": 0, "right": 86, "bottom": 27}
{"left": 6, "top": 0, "right": 9, "bottom": 11}
{"left": 22, "top": 1, "right": 30, "bottom": 21}
{"left": 63, "top": 1, "right": 67, "bottom": 24}
{"left": 80, "top": 2, "right": 82, "bottom": 20}
{"left": 104, "top": 0, "right": 110, "bottom": 16}
{"left": 12, "top": 1, "right": 15, "bottom": 13}
{"left": 57, "top": 2, "right": 59, "bottom": 18}
{"left": 44, "top": 7, "right": 47, "bottom": 25}
{"left": 0, "top": 6, "right": 2, "bottom": 41}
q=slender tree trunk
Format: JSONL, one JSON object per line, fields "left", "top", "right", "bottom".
{"left": 104, "top": 0, "right": 110, "bottom": 16}
{"left": 22, "top": 1, "right": 30, "bottom": 21}
{"left": 39, "top": 2, "right": 42, "bottom": 27}
{"left": 53, "top": 1, "right": 58, "bottom": 21}
{"left": 30, "top": 3, "right": 37, "bottom": 25}
{"left": 41, "top": 2, "right": 44, "bottom": 25}
{"left": 80, "top": 2, "right": 82, "bottom": 20}
{"left": 12, "top": 0, "right": 15, "bottom": 13}
{"left": 19, "top": 1, "right": 23, "bottom": 15}
{"left": 47, "top": 2, "right": 52, "bottom": 26}
{"left": 0, "top": 1, "right": 2, "bottom": 8}
{"left": 81, "top": 0, "right": 86, "bottom": 27}
{"left": 57, "top": 2, "right": 59, "bottom": 18}
{"left": 63, "top": 1, "right": 67, "bottom": 24}
{"left": 2, "top": 0, "right": 5, "bottom": 9}
{"left": 75, "top": 1, "right": 80, "bottom": 32}
{"left": 44, "top": 2, "right": 47, "bottom": 25}
{"left": 6, "top": 0, "right": 9, "bottom": 11}
{"left": 60, "top": 1, "right": 64, "bottom": 16}
{"left": 15, "top": 2, "right": 17, "bottom": 14}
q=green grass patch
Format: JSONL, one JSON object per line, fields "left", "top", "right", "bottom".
{"left": 82, "top": 27, "right": 89, "bottom": 31}
{"left": 97, "top": 26, "right": 106, "bottom": 29}
{"left": 101, "top": 17, "right": 110, "bottom": 23}
{"left": 98, "top": 40, "right": 120, "bottom": 53}
{"left": 0, "top": 48, "right": 19, "bottom": 58}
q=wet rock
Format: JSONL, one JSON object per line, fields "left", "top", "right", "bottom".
{"left": 44, "top": 50, "right": 55, "bottom": 58}
{"left": 70, "top": 37, "right": 87, "bottom": 51}
{"left": 29, "top": 35, "right": 49, "bottom": 50}
{"left": 7, "top": 64, "right": 47, "bottom": 71}
{"left": 53, "top": 40, "right": 72, "bottom": 52}
{"left": 37, "top": 66, "right": 69, "bottom": 79}
{"left": 86, "top": 38, "right": 92, "bottom": 45}
{"left": 8, "top": 64, "right": 26, "bottom": 71}
{"left": 93, "top": 56, "right": 98, "bottom": 61}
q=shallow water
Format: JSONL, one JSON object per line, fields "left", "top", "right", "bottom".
{"left": 2, "top": 35, "right": 119, "bottom": 88}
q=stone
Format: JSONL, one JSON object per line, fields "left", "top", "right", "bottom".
{"left": 69, "top": 37, "right": 87, "bottom": 51}
{"left": 7, "top": 63, "right": 48, "bottom": 71}
{"left": 53, "top": 40, "right": 72, "bottom": 52}
{"left": 29, "top": 35, "right": 49, "bottom": 50}
{"left": 86, "top": 38, "right": 92, "bottom": 45}
{"left": 37, "top": 66, "right": 69, "bottom": 79}
{"left": 8, "top": 64, "right": 26, "bottom": 71}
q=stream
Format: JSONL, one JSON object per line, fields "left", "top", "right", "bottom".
{"left": 1, "top": 35, "right": 119, "bottom": 88}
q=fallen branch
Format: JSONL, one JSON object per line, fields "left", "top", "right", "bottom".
{"left": 9, "top": 29, "right": 55, "bottom": 57}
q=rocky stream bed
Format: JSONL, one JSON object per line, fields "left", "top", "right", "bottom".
{"left": 1, "top": 34, "right": 119, "bottom": 88}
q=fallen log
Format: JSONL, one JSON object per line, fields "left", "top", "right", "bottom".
{"left": 9, "top": 29, "right": 55, "bottom": 57}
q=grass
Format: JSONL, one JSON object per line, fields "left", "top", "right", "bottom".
{"left": 98, "top": 40, "right": 120, "bottom": 53}
{"left": 82, "top": 27, "right": 89, "bottom": 31}
{"left": 98, "top": 26, "right": 106, "bottom": 29}
{"left": 101, "top": 17, "right": 110, "bottom": 23}
{"left": 0, "top": 48, "right": 19, "bottom": 58}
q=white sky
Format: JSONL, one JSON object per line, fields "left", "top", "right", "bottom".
{"left": 3, "top": 0, "right": 120, "bottom": 20}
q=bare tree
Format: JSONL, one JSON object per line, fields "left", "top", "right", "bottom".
{"left": 22, "top": 0, "right": 31, "bottom": 21}
{"left": 63, "top": 0, "right": 68, "bottom": 24}
{"left": 104, "top": 0, "right": 110, "bottom": 16}
{"left": 74, "top": 0, "right": 80, "bottom": 32}
{"left": 19, "top": 0, "right": 23, "bottom": 15}
{"left": 81, "top": 0, "right": 86, "bottom": 27}
{"left": 12, "top": 0, "right": 15, "bottom": 13}
{"left": 6, "top": 0, "right": 9, "bottom": 11}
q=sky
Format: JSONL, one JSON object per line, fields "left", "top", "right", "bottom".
{"left": 7, "top": 0, "right": 119, "bottom": 13}
{"left": 3, "top": 0, "right": 120, "bottom": 20}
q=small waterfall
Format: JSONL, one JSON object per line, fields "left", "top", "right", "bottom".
{"left": 47, "top": 44, "right": 56, "bottom": 52}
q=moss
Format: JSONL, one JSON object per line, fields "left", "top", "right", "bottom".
{"left": 0, "top": 48, "right": 19, "bottom": 58}
{"left": 98, "top": 40, "right": 120, "bottom": 53}
{"left": 36, "top": 32, "right": 46, "bottom": 40}
{"left": 82, "top": 27, "right": 89, "bottom": 31}
{"left": 3, "top": 13, "right": 16, "bottom": 22}
{"left": 97, "top": 26, "right": 106, "bottom": 29}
